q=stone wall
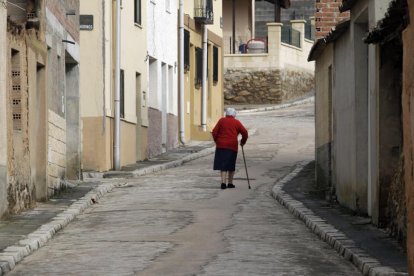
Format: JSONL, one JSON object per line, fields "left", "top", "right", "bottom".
{"left": 148, "top": 108, "right": 162, "bottom": 158}
{"left": 167, "top": 114, "right": 178, "bottom": 151}
{"left": 7, "top": 31, "right": 39, "bottom": 214}
{"left": 47, "top": 110, "right": 66, "bottom": 196}
{"left": 386, "top": 154, "right": 406, "bottom": 245}
{"left": 224, "top": 68, "right": 314, "bottom": 105}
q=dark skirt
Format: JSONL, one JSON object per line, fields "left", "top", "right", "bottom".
{"left": 213, "top": 148, "right": 238, "bottom": 171}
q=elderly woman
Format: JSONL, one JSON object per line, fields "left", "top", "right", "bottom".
{"left": 212, "top": 108, "right": 248, "bottom": 189}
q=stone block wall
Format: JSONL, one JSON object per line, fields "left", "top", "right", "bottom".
{"left": 224, "top": 68, "right": 314, "bottom": 105}
{"left": 224, "top": 69, "right": 282, "bottom": 104}
{"left": 148, "top": 108, "right": 162, "bottom": 158}
{"left": 47, "top": 110, "right": 66, "bottom": 196}
{"left": 167, "top": 114, "right": 178, "bottom": 151}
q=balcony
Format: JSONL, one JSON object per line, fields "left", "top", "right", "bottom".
{"left": 194, "top": 0, "right": 214, "bottom": 25}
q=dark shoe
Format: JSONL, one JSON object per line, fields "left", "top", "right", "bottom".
{"left": 227, "top": 183, "right": 235, "bottom": 188}
{"left": 221, "top": 183, "right": 227, "bottom": 189}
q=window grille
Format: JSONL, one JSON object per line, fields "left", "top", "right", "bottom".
{"left": 13, "top": 85, "right": 21, "bottom": 91}
{"left": 120, "top": 69, "right": 125, "bottom": 118}
{"left": 184, "top": 30, "right": 190, "bottom": 72}
{"left": 195, "top": 47, "right": 203, "bottom": 87}
{"left": 12, "top": 71, "right": 20, "bottom": 77}
{"left": 213, "top": 46, "right": 219, "bottom": 83}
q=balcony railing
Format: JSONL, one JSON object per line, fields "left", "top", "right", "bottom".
{"left": 194, "top": 0, "right": 214, "bottom": 25}
{"left": 281, "top": 25, "right": 301, "bottom": 48}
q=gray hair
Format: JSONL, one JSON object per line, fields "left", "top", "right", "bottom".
{"left": 225, "top": 107, "right": 237, "bottom": 117}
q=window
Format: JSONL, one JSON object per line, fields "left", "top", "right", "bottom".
{"left": 195, "top": 47, "right": 203, "bottom": 86}
{"left": 184, "top": 30, "right": 190, "bottom": 72}
{"left": 120, "top": 69, "right": 125, "bottom": 118}
{"left": 213, "top": 46, "right": 219, "bottom": 83}
{"left": 134, "top": 0, "right": 141, "bottom": 25}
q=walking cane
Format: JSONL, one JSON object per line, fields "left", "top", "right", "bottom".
{"left": 241, "top": 145, "right": 251, "bottom": 189}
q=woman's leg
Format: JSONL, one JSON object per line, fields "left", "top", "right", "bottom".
{"left": 228, "top": 171, "right": 235, "bottom": 187}
{"left": 221, "top": 171, "right": 227, "bottom": 184}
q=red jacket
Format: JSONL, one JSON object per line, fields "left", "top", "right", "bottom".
{"left": 212, "top": 116, "right": 248, "bottom": 152}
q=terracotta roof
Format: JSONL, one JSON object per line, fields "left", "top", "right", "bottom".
{"left": 339, "top": 0, "right": 358, "bottom": 12}
{"left": 308, "top": 19, "right": 350, "bottom": 61}
{"left": 364, "top": 0, "right": 408, "bottom": 44}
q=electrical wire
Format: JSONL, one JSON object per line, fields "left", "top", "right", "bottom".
{"left": 6, "top": 1, "right": 26, "bottom": 11}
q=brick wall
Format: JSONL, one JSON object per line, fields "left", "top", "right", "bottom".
{"left": 315, "top": 0, "right": 350, "bottom": 39}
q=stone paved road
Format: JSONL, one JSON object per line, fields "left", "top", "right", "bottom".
{"left": 9, "top": 103, "right": 361, "bottom": 275}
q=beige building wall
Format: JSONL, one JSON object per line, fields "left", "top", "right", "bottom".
{"left": 81, "top": 0, "right": 148, "bottom": 171}
{"left": 314, "top": 43, "right": 334, "bottom": 194}
{"left": 184, "top": 0, "right": 224, "bottom": 141}
{"left": 80, "top": 0, "right": 112, "bottom": 171}
{"left": 119, "top": 0, "right": 148, "bottom": 162}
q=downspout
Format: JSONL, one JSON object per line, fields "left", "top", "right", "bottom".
{"left": 178, "top": 0, "right": 186, "bottom": 144}
{"left": 201, "top": 24, "right": 208, "bottom": 132}
{"left": 232, "top": 0, "right": 236, "bottom": 53}
{"left": 113, "top": 0, "right": 121, "bottom": 170}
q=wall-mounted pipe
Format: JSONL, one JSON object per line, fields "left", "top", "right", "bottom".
{"left": 178, "top": 0, "right": 185, "bottom": 144}
{"left": 113, "top": 0, "right": 121, "bottom": 170}
{"left": 201, "top": 24, "right": 208, "bottom": 132}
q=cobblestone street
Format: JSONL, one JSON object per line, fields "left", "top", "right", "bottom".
{"left": 9, "top": 103, "right": 361, "bottom": 275}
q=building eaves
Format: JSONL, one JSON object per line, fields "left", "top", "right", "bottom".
{"left": 261, "top": 0, "right": 291, "bottom": 9}
{"left": 308, "top": 19, "right": 350, "bottom": 61}
{"left": 364, "top": 0, "right": 408, "bottom": 44}
{"left": 339, "top": 0, "right": 358, "bottom": 12}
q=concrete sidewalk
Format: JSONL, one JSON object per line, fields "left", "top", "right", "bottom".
{"left": 272, "top": 161, "right": 408, "bottom": 276}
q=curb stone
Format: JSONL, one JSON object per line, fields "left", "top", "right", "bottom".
{"left": 271, "top": 161, "right": 408, "bottom": 276}
{"left": 238, "top": 96, "right": 315, "bottom": 114}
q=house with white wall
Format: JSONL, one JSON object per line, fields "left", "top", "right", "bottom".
{"left": 147, "top": 0, "right": 178, "bottom": 157}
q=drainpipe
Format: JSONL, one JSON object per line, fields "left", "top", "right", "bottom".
{"left": 201, "top": 24, "right": 208, "bottom": 132}
{"left": 232, "top": 0, "right": 236, "bottom": 53}
{"left": 178, "top": 0, "right": 186, "bottom": 144}
{"left": 114, "top": 0, "right": 121, "bottom": 170}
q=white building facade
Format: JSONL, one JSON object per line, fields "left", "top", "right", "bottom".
{"left": 147, "top": 0, "right": 178, "bottom": 157}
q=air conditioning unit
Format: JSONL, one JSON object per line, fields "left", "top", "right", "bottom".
{"left": 194, "top": 0, "right": 214, "bottom": 25}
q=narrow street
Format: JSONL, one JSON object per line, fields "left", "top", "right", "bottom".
{"left": 9, "top": 103, "right": 360, "bottom": 275}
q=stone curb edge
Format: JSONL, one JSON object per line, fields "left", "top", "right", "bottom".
{"left": 238, "top": 96, "right": 315, "bottom": 114}
{"left": 271, "top": 161, "right": 408, "bottom": 276}
{"left": 0, "top": 145, "right": 218, "bottom": 275}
